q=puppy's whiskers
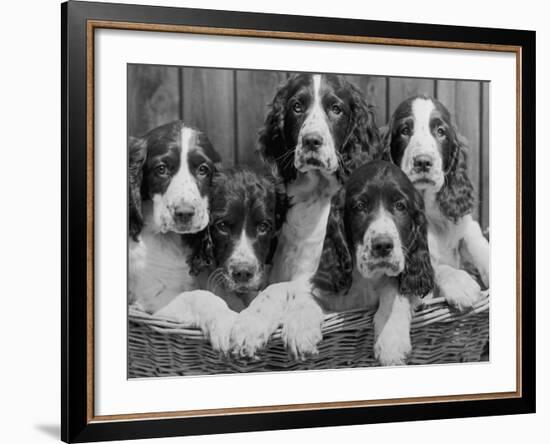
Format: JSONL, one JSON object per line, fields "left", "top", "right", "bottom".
{"left": 207, "top": 268, "right": 227, "bottom": 294}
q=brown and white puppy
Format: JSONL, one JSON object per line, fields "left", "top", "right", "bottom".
{"left": 187, "top": 168, "right": 286, "bottom": 312}
{"left": 384, "top": 96, "right": 489, "bottom": 310}
{"left": 262, "top": 73, "right": 382, "bottom": 283}
{"left": 283, "top": 161, "right": 434, "bottom": 365}
{"left": 229, "top": 74, "right": 381, "bottom": 357}
{"left": 128, "top": 121, "right": 236, "bottom": 352}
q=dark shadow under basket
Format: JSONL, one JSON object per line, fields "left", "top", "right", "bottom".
{"left": 128, "top": 293, "right": 489, "bottom": 378}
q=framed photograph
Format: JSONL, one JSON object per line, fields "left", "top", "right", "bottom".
{"left": 62, "top": 1, "right": 535, "bottom": 442}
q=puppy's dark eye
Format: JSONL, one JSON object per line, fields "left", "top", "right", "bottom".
{"left": 400, "top": 127, "right": 411, "bottom": 136}
{"left": 155, "top": 164, "right": 168, "bottom": 176}
{"left": 292, "top": 102, "right": 303, "bottom": 114}
{"left": 257, "top": 221, "right": 271, "bottom": 235}
{"left": 394, "top": 201, "right": 407, "bottom": 212}
{"left": 331, "top": 104, "right": 342, "bottom": 115}
{"left": 196, "top": 163, "right": 210, "bottom": 177}
{"left": 353, "top": 201, "right": 367, "bottom": 212}
{"left": 436, "top": 127, "right": 445, "bottom": 137}
{"left": 215, "top": 220, "right": 229, "bottom": 234}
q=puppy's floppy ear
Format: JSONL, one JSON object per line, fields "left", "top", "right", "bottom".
{"left": 197, "top": 131, "right": 222, "bottom": 172}
{"left": 311, "top": 188, "right": 353, "bottom": 295}
{"left": 129, "top": 136, "right": 147, "bottom": 241}
{"left": 343, "top": 80, "right": 382, "bottom": 167}
{"left": 399, "top": 192, "right": 434, "bottom": 298}
{"left": 258, "top": 78, "right": 296, "bottom": 183}
{"left": 185, "top": 228, "right": 215, "bottom": 276}
{"left": 436, "top": 132, "right": 475, "bottom": 223}
{"left": 263, "top": 164, "right": 289, "bottom": 264}
{"left": 379, "top": 121, "right": 394, "bottom": 162}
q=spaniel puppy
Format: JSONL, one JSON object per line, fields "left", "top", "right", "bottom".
{"left": 187, "top": 168, "right": 286, "bottom": 312}
{"left": 129, "top": 121, "right": 236, "bottom": 352}
{"left": 284, "top": 161, "right": 434, "bottom": 365}
{"left": 230, "top": 73, "right": 381, "bottom": 357}
{"left": 259, "top": 73, "right": 381, "bottom": 282}
{"left": 153, "top": 168, "right": 285, "bottom": 352}
{"left": 384, "top": 96, "right": 489, "bottom": 310}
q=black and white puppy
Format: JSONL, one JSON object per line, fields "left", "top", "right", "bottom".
{"left": 230, "top": 74, "right": 381, "bottom": 358}
{"left": 129, "top": 121, "right": 236, "bottom": 352}
{"left": 283, "top": 161, "right": 434, "bottom": 365}
{"left": 186, "top": 168, "right": 286, "bottom": 313}
{"left": 384, "top": 96, "right": 489, "bottom": 310}
{"left": 260, "top": 73, "right": 381, "bottom": 283}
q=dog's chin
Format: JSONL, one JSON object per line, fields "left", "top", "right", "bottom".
{"left": 407, "top": 173, "right": 444, "bottom": 192}
{"left": 223, "top": 273, "right": 264, "bottom": 295}
{"left": 164, "top": 216, "right": 208, "bottom": 235}
{"left": 295, "top": 151, "right": 338, "bottom": 175}
{"left": 359, "top": 259, "right": 403, "bottom": 279}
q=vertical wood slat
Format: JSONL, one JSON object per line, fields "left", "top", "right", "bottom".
{"left": 436, "top": 80, "right": 482, "bottom": 221}
{"left": 344, "top": 75, "right": 388, "bottom": 127}
{"left": 181, "top": 67, "right": 236, "bottom": 166}
{"left": 126, "top": 67, "right": 489, "bottom": 230}
{"left": 480, "top": 82, "right": 490, "bottom": 230}
{"left": 235, "top": 70, "right": 287, "bottom": 169}
{"left": 388, "top": 78, "right": 435, "bottom": 116}
{"left": 127, "top": 65, "right": 180, "bottom": 137}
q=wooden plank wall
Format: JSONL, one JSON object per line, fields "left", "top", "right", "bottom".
{"left": 128, "top": 65, "right": 489, "bottom": 229}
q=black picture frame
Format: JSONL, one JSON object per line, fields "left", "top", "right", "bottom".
{"left": 61, "top": 1, "right": 536, "bottom": 442}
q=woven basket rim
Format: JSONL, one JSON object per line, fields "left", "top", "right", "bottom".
{"left": 129, "top": 291, "right": 489, "bottom": 339}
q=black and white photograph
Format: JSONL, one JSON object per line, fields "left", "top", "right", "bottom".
{"left": 128, "top": 65, "right": 490, "bottom": 377}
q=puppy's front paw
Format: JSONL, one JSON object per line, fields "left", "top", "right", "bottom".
{"left": 282, "top": 308, "right": 323, "bottom": 361}
{"left": 230, "top": 312, "right": 275, "bottom": 359}
{"left": 374, "top": 329, "right": 411, "bottom": 366}
{"left": 205, "top": 310, "right": 237, "bottom": 356}
{"left": 439, "top": 268, "right": 481, "bottom": 311}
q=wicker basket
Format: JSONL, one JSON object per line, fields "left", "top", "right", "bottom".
{"left": 128, "top": 291, "right": 489, "bottom": 377}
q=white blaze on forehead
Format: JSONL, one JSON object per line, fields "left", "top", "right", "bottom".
{"left": 294, "top": 74, "right": 337, "bottom": 172}
{"left": 169, "top": 126, "right": 199, "bottom": 194}
{"left": 229, "top": 228, "right": 258, "bottom": 267}
{"left": 151, "top": 126, "right": 209, "bottom": 233}
{"left": 356, "top": 206, "right": 405, "bottom": 278}
{"left": 313, "top": 74, "right": 322, "bottom": 107}
{"left": 400, "top": 98, "right": 444, "bottom": 190}
{"left": 411, "top": 98, "right": 435, "bottom": 135}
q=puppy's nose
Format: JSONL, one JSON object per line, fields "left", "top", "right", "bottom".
{"left": 302, "top": 132, "right": 324, "bottom": 151}
{"left": 413, "top": 155, "right": 433, "bottom": 172}
{"left": 371, "top": 236, "right": 394, "bottom": 258}
{"left": 230, "top": 264, "right": 255, "bottom": 283}
{"left": 173, "top": 203, "right": 195, "bottom": 222}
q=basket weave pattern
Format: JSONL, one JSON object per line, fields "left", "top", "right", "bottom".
{"left": 128, "top": 294, "right": 489, "bottom": 377}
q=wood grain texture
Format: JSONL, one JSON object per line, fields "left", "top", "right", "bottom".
{"left": 127, "top": 65, "right": 180, "bottom": 137}
{"left": 344, "top": 75, "right": 388, "bottom": 126}
{"left": 437, "top": 80, "right": 482, "bottom": 221}
{"left": 181, "top": 67, "right": 236, "bottom": 165}
{"left": 236, "top": 70, "right": 287, "bottom": 169}
{"left": 388, "top": 78, "right": 435, "bottom": 115}
{"left": 126, "top": 66, "right": 489, "bottom": 226}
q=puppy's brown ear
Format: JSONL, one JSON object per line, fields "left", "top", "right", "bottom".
{"left": 185, "top": 228, "right": 215, "bottom": 276}
{"left": 129, "top": 137, "right": 147, "bottom": 241}
{"left": 344, "top": 79, "right": 382, "bottom": 161}
{"left": 399, "top": 192, "right": 434, "bottom": 298}
{"left": 436, "top": 132, "right": 475, "bottom": 223}
{"left": 258, "top": 76, "right": 296, "bottom": 183}
{"left": 311, "top": 188, "right": 353, "bottom": 295}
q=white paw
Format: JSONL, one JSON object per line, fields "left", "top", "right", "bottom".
{"left": 230, "top": 311, "right": 276, "bottom": 359}
{"left": 374, "top": 330, "right": 411, "bottom": 366}
{"left": 439, "top": 268, "right": 482, "bottom": 311}
{"left": 282, "top": 309, "right": 323, "bottom": 360}
{"left": 205, "top": 310, "right": 237, "bottom": 356}
{"left": 478, "top": 266, "right": 490, "bottom": 289}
